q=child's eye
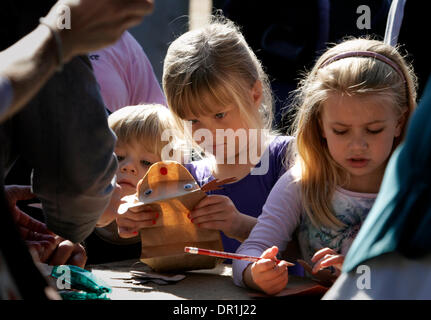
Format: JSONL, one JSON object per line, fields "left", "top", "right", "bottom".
{"left": 189, "top": 119, "right": 199, "bottom": 125}
{"left": 140, "top": 160, "right": 153, "bottom": 167}
{"left": 116, "top": 155, "right": 125, "bottom": 162}
{"left": 215, "top": 112, "right": 226, "bottom": 119}
{"left": 332, "top": 129, "right": 347, "bottom": 135}
{"left": 367, "top": 128, "right": 384, "bottom": 134}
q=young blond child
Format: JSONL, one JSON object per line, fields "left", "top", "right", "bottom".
{"left": 85, "top": 104, "right": 189, "bottom": 263}
{"left": 232, "top": 37, "right": 417, "bottom": 295}
{"left": 161, "top": 17, "right": 295, "bottom": 264}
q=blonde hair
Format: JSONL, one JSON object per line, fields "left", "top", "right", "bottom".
{"left": 162, "top": 16, "right": 274, "bottom": 131}
{"left": 108, "top": 104, "right": 189, "bottom": 160}
{"left": 289, "top": 37, "right": 417, "bottom": 229}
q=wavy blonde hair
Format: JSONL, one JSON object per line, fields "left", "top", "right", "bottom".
{"left": 289, "top": 37, "right": 417, "bottom": 230}
{"left": 108, "top": 104, "right": 191, "bottom": 161}
{"left": 162, "top": 16, "right": 274, "bottom": 132}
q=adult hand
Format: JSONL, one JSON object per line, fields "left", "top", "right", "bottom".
{"left": 5, "top": 185, "right": 54, "bottom": 238}
{"left": 42, "top": 0, "right": 155, "bottom": 62}
{"left": 4, "top": 185, "right": 87, "bottom": 268}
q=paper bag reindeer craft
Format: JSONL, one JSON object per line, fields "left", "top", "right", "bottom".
{"left": 119, "top": 161, "right": 236, "bottom": 272}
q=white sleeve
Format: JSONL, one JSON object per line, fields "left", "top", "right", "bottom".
{"left": 232, "top": 170, "right": 303, "bottom": 287}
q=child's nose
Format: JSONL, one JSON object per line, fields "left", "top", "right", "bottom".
{"left": 349, "top": 135, "right": 368, "bottom": 150}
{"left": 120, "top": 161, "right": 138, "bottom": 175}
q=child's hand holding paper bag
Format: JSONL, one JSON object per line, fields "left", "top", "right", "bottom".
{"left": 116, "top": 202, "right": 160, "bottom": 238}
{"left": 117, "top": 161, "right": 236, "bottom": 272}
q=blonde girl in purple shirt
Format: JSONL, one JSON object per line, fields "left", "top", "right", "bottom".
{"left": 162, "top": 17, "right": 294, "bottom": 256}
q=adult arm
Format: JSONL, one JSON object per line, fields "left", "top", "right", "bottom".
{"left": 9, "top": 52, "right": 119, "bottom": 244}
{"left": 0, "top": 0, "right": 154, "bottom": 123}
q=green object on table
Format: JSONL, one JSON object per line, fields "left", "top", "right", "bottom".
{"left": 50, "top": 265, "right": 111, "bottom": 300}
{"left": 58, "top": 290, "right": 110, "bottom": 300}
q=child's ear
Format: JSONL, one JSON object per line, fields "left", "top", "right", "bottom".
{"left": 251, "top": 80, "right": 263, "bottom": 108}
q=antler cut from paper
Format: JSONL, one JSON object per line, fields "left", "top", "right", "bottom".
{"left": 200, "top": 177, "right": 237, "bottom": 192}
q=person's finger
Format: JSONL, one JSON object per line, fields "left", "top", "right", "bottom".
{"left": 117, "top": 226, "right": 141, "bottom": 239}
{"left": 311, "top": 247, "right": 337, "bottom": 263}
{"left": 122, "top": 209, "right": 159, "bottom": 222}
{"left": 117, "top": 216, "right": 155, "bottom": 230}
{"left": 48, "top": 241, "right": 75, "bottom": 266}
{"left": 190, "top": 201, "right": 228, "bottom": 220}
{"left": 11, "top": 203, "right": 50, "bottom": 233}
{"left": 26, "top": 239, "right": 57, "bottom": 263}
{"left": 16, "top": 211, "right": 50, "bottom": 234}
{"left": 190, "top": 210, "right": 226, "bottom": 225}
{"left": 312, "top": 254, "right": 333, "bottom": 273}
{"left": 19, "top": 227, "right": 56, "bottom": 242}
{"left": 263, "top": 261, "right": 288, "bottom": 280}
{"left": 260, "top": 246, "right": 279, "bottom": 260}
{"left": 18, "top": 225, "right": 50, "bottom": 241}
{"left": 193, "top": 195, "right": 227, "bottom": 209}
{"left": 312, "top": 255, "right": 344, "bottom": 273}
{"left": 252, "top": 259, "right": 278, "bottom": 275}
{"left": 43, "top": 236, "right": 64, "bottom": 262}
{"left": 5, "top": 185, "right": 36, "bottom": 202}
{"left": 114, "top": 0, "right": 154, "bottom": 18}
{"left": 66, "top": 245, "right": 88, "bottom": 268}
{"left": 128, "top": 204, "right": 157, "bottom": 213}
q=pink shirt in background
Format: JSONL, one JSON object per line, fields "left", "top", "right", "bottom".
{"left": 90, "top": 31, "right": 167, "bottom": 113}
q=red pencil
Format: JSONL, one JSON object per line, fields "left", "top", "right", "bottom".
{"left": 184, "top": 246, "right": 295, "bottom": 266}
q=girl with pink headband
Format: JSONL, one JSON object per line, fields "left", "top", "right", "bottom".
{"left": 233, "top": 37, "right": 417, "bottom": 295}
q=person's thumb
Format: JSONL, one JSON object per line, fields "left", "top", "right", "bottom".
{"left": 7, "top": 185, "right": 36, "bottom": 202}
{"left": 260, "top": 246, "right": 279, "bottom": 259}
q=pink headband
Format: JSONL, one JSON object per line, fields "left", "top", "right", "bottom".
{"left": 319, "top": 51, "right": 406, "bottom": 83}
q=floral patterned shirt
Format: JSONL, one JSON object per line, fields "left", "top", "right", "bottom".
{"left": 233, "top": 169, "right": 377, "bottom": 287}
{"left": 297, "top": 186, "right": 376, "bottom": 264}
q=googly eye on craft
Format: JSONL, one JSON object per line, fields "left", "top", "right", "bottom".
{"left": 144, "top": 189, "right": 153, "bottom": 196}
{"left": 184, "top": 183, "right": 193, "bottom": 190}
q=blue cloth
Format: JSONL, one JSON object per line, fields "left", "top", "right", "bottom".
{"left": 0, "top": 76, "right": 13, "bottom": 120}
{"left": 186, "top": 136, "right": 295, "bottom": 258}
{"left": 343, "top": 75, "right": 431, "bottom": 272}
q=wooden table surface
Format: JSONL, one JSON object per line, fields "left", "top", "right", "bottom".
{"left": 87, "top": 259, "right": 253, "bottom": 300}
